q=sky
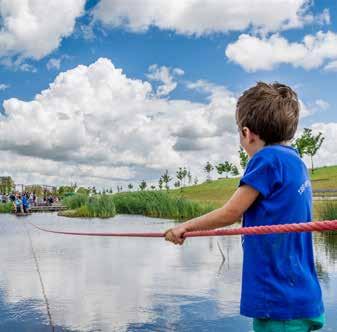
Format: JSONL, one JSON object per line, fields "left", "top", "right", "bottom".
{"left": 0, "top": 0, "right": 336, "bottom": 190}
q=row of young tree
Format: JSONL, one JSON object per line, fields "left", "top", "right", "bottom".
{"left": 124, "top": 147, "right": 249, "bottom": 193}
{"left": 63, "top": 127, "right": 323, "bottom": 195}
{"left": 123, "top": 127, "right": 324, "bottom": 193}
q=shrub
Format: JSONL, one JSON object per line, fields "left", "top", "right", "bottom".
{"left": 0, "top": 202, "right": 13, "bottom": 213}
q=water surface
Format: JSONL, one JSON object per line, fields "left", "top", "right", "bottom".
{"left": 0, "top": 213, "right": 336, "bottom": 331}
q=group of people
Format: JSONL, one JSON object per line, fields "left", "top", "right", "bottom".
{"left": 0, "top": 192, "right": 59, "bottom": 214}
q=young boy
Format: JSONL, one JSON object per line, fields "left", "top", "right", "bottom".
{"left": 165, "top": 82, "right": 324, "bottom": 331}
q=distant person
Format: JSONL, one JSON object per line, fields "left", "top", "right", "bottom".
{"left": 29, "top": 192, "right": 34, "bottom": 205}
{"left": 9, "top": 193, "right": 15, "bottom": 202}
{"left": 22, "top": 193, "right": 29, "bottom": 213}
{"left": 15, "top": 194, "right": 22, "bottom": 214}
{"left": 165, "top": 82, "right": 324, "bottom": 331}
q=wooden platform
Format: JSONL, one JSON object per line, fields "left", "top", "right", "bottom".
{"left": 29, "top": 205, "right": 67, "bottom": 213}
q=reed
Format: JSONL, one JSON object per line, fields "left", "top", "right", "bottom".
{"left": 113, "top": 191, "right": 215, "bottom": 220}
{"left": 62, "top": 193, "right": 88, "bottom": 210}
{"left": 0, "top": 202, "right": 13, "bottom": 213}
{"left": 61, "top": 194, "right": 116, "bottom": 218}
{"left": 319, "top": 201, "right": 337, "bottom": 221}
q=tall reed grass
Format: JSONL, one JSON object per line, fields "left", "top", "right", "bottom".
{"left": 62, "top": 193, "right": 88, "bottom": 210}
{"left": 317, "top": 201, "right": 337, "bottom": 262}
{"left": 113, "top": 191, "right": 215, "bottom": 220}
{"left": 61, "top": 194, "right": 116, "bottom": 218}
{"left": 61, "top": 191, "right": 215, "bottom": 220}
{"left": 319, "top": 201, "right": 337, "bottom": 221}
{"left": 0, "top": 202, "right": 13, "bottom": 213}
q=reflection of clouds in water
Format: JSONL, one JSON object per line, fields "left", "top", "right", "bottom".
{"left": 0, "top": 214, "right": 244, "bottom": 331}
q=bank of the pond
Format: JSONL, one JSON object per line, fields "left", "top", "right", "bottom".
{"left": 60, "top": 194, "right": 116, "bottom": 218}
{"left": 60, "top": 191, "right": 215, "bottom": 220}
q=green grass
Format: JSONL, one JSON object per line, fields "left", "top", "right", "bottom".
{"left": 0, "top": 202, "right": 13, "bottom": 213}
{"left": 319, "top": 201, "right": 337, "bottom": 221}
{"left": 311, "top": 165, "right": 337, "bottom": 190}
{"left": 61, "top": 191, "right": 214, "bottom": 220}
{"left": 61, "top": 194, "right": 116, "bottom": 218}
{"left": 170, "top": 166, "right": 337, "bottom": 218}
{"left": 113, "top": 191, "right": 215, "bottom": 220}
{"left": 62, "top": 193, "right": 88, "bottom": 210}
{"left": 170, "top": 177, "right": 239, "bottom": 208}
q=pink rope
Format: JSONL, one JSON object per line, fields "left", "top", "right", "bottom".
{"left": 28, "top": 220, "right": 337, "bottom": 238}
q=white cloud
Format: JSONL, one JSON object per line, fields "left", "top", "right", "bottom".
{"left": 146, "top": 64, "right": 184, "bottom": 97}
{"left": 46, "top": 55, "right": 71, "bottom": 71}
{"left": 46, "top": 58, "right": 61, "bottom": 71}
{"left": 0, "top": 58, "right": 238, "bottom": 188}
{"left": 1, "top": 58, "right": 335, "bottom": 188}
{"left": 0, "top": 83, "right": 9, "bottom": 91}
{"left": 0, "top": 0, "right": 85, "bottom": 60}
{"left": 324, "top": 60, "right": 337, "bottom": 72}
{"left": 225, "top": 31, "right": 337, "bottom": 72}
{"left": 316, "top": 8, "right": 330, "bottom": 25}
{"left": 315, "top": 99, "right": 329, "bottom": 110}
{"left": 0, "top": 57, "right": 37, "bottom": 72}
{"left": 93, "top": 0, "right": 316, "bottom": 36}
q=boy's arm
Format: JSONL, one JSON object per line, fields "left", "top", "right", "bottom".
{"left": 165, "top": 185, "right": 259, "bottom": 245}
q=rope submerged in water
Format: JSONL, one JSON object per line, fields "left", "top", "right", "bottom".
{"left": 28, "top": 220, "right": 337, "bottom": 238}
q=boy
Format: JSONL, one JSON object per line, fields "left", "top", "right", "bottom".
{"left": 165, "top": 82, "right": 324, "bottom": 331}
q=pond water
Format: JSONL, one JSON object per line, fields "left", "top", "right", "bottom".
{"left": 0, "top": 213, "right": 337, "bottom": 332}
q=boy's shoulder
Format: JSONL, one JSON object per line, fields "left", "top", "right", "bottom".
{"left": 252, "top": 144, "right": 300, "bottom": 165}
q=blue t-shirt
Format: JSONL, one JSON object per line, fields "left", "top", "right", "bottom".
{"left": 239, "top": 144, "right": 324, "bottom": 320}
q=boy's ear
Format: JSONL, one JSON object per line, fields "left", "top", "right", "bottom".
{"left": 242, "top": 127, "right": 255, "bottom": 143}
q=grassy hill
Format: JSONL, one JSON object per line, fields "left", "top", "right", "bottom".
{"left": 170, "top": 165, "right": 337, "bottom": 219}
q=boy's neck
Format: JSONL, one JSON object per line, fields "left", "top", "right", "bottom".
{"left": 249, "top": 140, "right": 290, "bottom": 158}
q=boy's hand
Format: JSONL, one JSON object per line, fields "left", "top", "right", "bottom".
{"left": 164, "top": 225, "right": 187, "bottom": 245}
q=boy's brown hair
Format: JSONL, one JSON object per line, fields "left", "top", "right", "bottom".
{"left": 236, "top": 82, "right": 299, "bottom": 145}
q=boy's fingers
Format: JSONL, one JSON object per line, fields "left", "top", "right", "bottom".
{"left": 165, "top": 229, "right": 176, "bottom": 242}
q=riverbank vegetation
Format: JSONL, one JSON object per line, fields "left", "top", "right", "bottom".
{"left": 60, "top": 194, "right": 116, "bottom": 218}
{"left": 0, "top": 202, "right": 12, "bottom": 213}
{"left": 60, "top": 191, "right": 215, "bottom": 220}
{"left": 113, "top": 191, "right": 215, "bottom": 220}
{"left": 319, "top": 201, "right": 337, "bottom": 221}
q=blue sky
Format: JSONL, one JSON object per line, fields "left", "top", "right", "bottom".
{"left": 0, "top": 0, "right": 336, "bottom": 188}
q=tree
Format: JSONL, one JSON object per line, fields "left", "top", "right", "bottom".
{"left": 187, "top": 170, "right": 192, "bottom": 185}
{"left": 174, "top": 181, "right": 181, "bottom": 188}
{"left": 194, "top": 177, "right": 198, "bottom": 185}
{"left": 150, "top": 185, "right": 156, "bottom": 190}
{"left": 25, "top": 184, "right": 43, "bottom": 196}
{"left": 77, "top": 187, "right": 90, "bottom": 195}
{"left": 292, "top": 128, "right": 325, "bottom": 173}
{"left": 161, "top": 170, "right": 172, "bottom": 190}
{"left": 176, "top": 168, "right": 184, "bottom": 186}
{"left": 239, "top": 147, "right": 249, "bottom": 170}
{"left": 216, "top": 161, "right": 233, "bottom": 178}
{"left": 231, "top": 165, "right": 239, "bottom": 176}
{"left": 204, "top": 162, "right": 214, "bottom": 181}
{"left": 57, "top": 185, "right": 75, "bottom": 197}
{"left": 158, "top": 178, "right": 164, "bottom": 190}
{"left": 139, "top": 180, "right": 147, "bottom": 191}
{"left": 128, "top": 184, "right": 133, "bottom": 191}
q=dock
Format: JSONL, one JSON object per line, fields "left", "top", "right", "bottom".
{"left": 29, "top": 204, "right": 67, "bottom": 213}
